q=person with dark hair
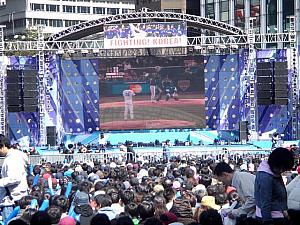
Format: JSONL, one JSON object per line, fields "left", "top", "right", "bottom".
{"left": 47, "top": 206, "right": 62, "bottom": 225}
{"left": 19, "top": 208, "right": 38, "bottom": 224}
{"left": 8, "top": 219, "right": 28, "bottom": 225}
{"left": 125, "top": 203, "right": 139, "bottom": 225}
{"left": 137, "top": 201, "right": 155, "bottom": 224}
{"left": 120, "top": 190, "right": 134, "bottom": 205}
{"left": 0, "top": 135, "right": 29, "bottom": 221}
{"left": 199, "top": 209, "right": 223, "bottom": 225}
{"left": 30, "top": 211, "right": 52, "bottom": 225}
{"left": 114, "top": 216, "right": 134, "bottom": 225}
{"left": 144, "top": 217, "right": 163, "bottom": 225}
{"left": 110, "top": 192, "right": 124, "bottom": 215}
{"left": 255, "top": 147, "right": 294, "bottom": 225}
{"left": 52, "top": 195, "right": 69, "bottom": 219}
{"left": 90, "top": 213, "right": 111, "bottom": 225}
{"left": 95, "top": 194, "right": 117, "bottom": 220}
{"left": 213, "top": 162, "right": 256, "bottom": 219}
{"left": 163, "top": 188, "right": 175, "bottom": 210}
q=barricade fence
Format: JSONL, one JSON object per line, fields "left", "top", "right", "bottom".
{"left": 0, "top": 149, "right": 272, "bottom": 165}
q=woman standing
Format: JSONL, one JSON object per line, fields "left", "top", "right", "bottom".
{"left": 255, "top": 147, "right": 294, "bottom": 225}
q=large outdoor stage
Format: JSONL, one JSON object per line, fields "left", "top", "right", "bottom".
{"left": 0, "top": 12, "right": 298, "bottom": 146}
{"left": 6, "top": 49, "right": 299, "bottom": 144}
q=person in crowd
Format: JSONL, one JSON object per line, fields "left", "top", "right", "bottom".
{"left": 73, "top": 191, "right": 95, "bottom": 225}
{"left": 286, "top": 172, "right": 300, "bottom": 210}
{"left": 95, "top": 194, "right": 117, "bottom": 221}
{"left": 214, "top": 161, "right": 256, "bottom": 219}
{"left": 255, "top": 147, "right": 294, "bottom": 225}
{"left": 199, "top": 209, "right": 223, "bottom": 225}
{"left": 0, "top": 135, "right": 29, "bottom": 221}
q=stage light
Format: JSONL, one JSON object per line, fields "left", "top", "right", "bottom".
{"left": 207, "top": 46, "right": 215, "bottom": 50}
{"left": 67, "top": 49, "right": 75, "bottom": 54}
{"left": 92, "top": 49, "right": 100, "bottom": 56}
{"left": 219, "top": 45, "right": 226, "bottom": 49}
{"left": 57, "top": 49, "right": 64, "bottom": 55}
{"left": 231, "top": 45, "right": 239, "bottom": 49}
{"left": 81, "top": 49, "right": 89, "bottom": 56}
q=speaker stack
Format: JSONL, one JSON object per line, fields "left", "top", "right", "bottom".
{"left": 257, "top": 62, "right": 273, "bottom": 105}
{"left": 256, "top": 61, "right": 289, "bottom": 106}
{"left": 239, "top": 121, "right": 249, "bottom": 142}
{"left": 273, "top": 62, "right": 288, "bottom": 105}
{"left": 6, "top": 70, "right": 38, "bottom": 112}
{"left": 7, "top": 70, "right": 23, "bottom": 112}
{"left": 46, "top": 126, "right": 56, "bottom": 146}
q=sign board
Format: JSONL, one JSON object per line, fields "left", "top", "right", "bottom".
{"left": 104, "top": 22, "right": 187, "bottom": 49}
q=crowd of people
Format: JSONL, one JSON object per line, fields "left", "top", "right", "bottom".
{"left": 0, "top": 134, "right": 300, "bottom": 225}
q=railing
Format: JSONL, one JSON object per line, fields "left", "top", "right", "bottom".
{"left": 0, "top": 148, "right": 271, "bottom": 166}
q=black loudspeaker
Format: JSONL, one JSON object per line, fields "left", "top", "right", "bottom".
{"left": 6, "top": 70, "right": 22, "bottom": 112}
{"left": 273, "top": 62, "right": 288, "bottom": 105}
{"left": 23, "top": 70, "right": 38, "bottom": 112}
{"left": 239, "top": 121, "right": 249, "bottom": 142}
{"left": 256, "top": 62, "right": 273, "bottom": 105}
{"left": 46, "top": 126, "right": 56, "bottom": 146}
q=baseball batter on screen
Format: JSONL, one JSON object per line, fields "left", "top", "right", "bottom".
{"left": 123, "top": 87, "right": 135, "bottom": 120}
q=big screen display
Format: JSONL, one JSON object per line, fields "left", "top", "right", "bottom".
{"left": 104, "top": 22, "right": 187, "bottom": 49}
{"left": 99, "top": 56, "right": 205, "bottom": 130}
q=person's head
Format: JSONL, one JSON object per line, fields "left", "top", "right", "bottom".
{"left": 138, "top": 201, "right": 155, "bottom": 221}
{"left": 8, "top": 219, "right": 28, "bottom": 225}
{"left": 114, "top": 216, "right": 134, "bottom": 225}
{"left": 47, "top": 206, "right": 62, "bottom": 225}
{"left": 90, "top": 213, "right": 110, "bottom": 225}
{"left": 0, "top": 135, "right": 11, "bottom": 156}
{"left": 125, "top": 203, "right": 138, "bottom": 218}
{"left": 52, "top": 195, "right": 69, "bottom": 213}
{"left": 19, "top": 196, "right": 35, "bottom": 209}
{"left": 120, "top": 190, "right": 134, "bottom": 205}
{"left": 268, "top": 147, "right": 294, "bottom": 175}
{"left": 213, "top": 162, "right": 234, "bottom": 186}
{"left": 30, "top": 211, "right": 51, "bottom": 225}
{"left": 95, "top": 194, "right": 112, "bottom": 208}
{"left": 144, "top": 217, "right": 163, "bottom": 225}
{"left": 20, "top": 208, "right": 38, "bottom": 224}
{"left": 199, "top": 209, "right": 222, "bottom": 225}
{"left": 110, "top": 192, "right": 120, "bottom": 204}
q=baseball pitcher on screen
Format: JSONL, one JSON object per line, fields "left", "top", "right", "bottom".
{"left": 123, "top": 88, "right": 135, "bottom": 120}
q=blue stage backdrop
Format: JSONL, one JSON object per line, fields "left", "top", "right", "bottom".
{"left": 59, "top": 58, "right": 100, "bottom": 134}
{"left": 6, "top": 49, "right": 299, "bottom": 143}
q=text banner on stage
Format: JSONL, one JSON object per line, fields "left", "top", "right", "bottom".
{"left": 104, "top": 22, "right": 187, "bottom": 49}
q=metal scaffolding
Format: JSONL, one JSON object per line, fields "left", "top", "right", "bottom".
{"left": 247, "top": 18, "right": 258, "bottom": 139}
{"left": 0, "top": 26, "right": 6, "bottom": 136}
{"left": 37, "top": 26, "right": 46, "bottom": 145}
{"left": 3, "top": 33, "right": 291, "bottom": 53}
{"left": 289, "top": 16, "right": 299, "bottom": 139}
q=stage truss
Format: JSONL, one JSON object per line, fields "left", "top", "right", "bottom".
{"left": 0, "top": 16, "right": 298, "bottom": 144}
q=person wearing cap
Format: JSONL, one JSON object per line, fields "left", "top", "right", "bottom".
{"left": 73, "top": 191, "right": 95, "bottom": 225}
{"left": 213, "top": 162, "right": 256, "bottom": 219}
{"left": 0, "top": 135, "right": 29, "bottom": 221}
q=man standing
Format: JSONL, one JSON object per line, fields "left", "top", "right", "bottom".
{"left": 0, "top": 135, "right": 28, "bottom": 220}
{"left": 123, "top": 87, "right": 135, "bottom": 120}
{"left": 213, "top": 162, "right": 256, "bottom": 219}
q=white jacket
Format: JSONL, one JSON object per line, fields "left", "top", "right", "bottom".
{"left": 0, "top": 149, "right": 28, "bottom": 205}
{"left": 286, "top": 175, "right": 300, "bottom": 210}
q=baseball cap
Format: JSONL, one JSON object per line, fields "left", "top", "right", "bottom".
{"left": 73, "top": 191, "right": 89, "bottom": 206}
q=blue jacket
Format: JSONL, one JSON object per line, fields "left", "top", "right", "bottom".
{"left": 254, "top": 161, "right": 287, "bottom": 222}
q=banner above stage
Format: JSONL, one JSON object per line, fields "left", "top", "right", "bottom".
{"left": 103, "top": 22, "right": 187, "bottom": 49}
